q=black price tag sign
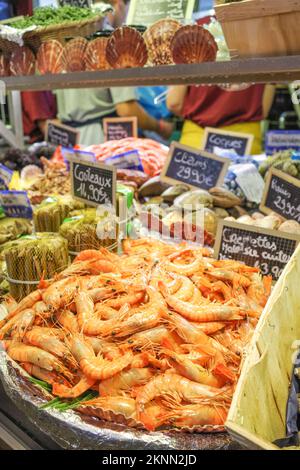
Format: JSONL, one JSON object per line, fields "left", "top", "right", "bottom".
{"left": 203, "top": 127, "right": 253, "bottom": 157}
{"left": 260, "top": 168, "right": 300, "bottom": 223}
{"left": 161, "top": 142, "right": 230, "bottom": 191}
{"left": 126, "top": 0, "right": 195, "bottom": 26}
{"left": 46, "top": 120, "right": 79, "bottom": 148}
{"left": 58, "top": 0, "right": 91, "bottom": 7}
{"left": 103, "top": 117, "right": 138, "bottom": 142}
{"left": 70, "top": 159, "right": 116, "bottom": 208}
{"left": 214, "top": 219, "right": 300, "bottom": 281}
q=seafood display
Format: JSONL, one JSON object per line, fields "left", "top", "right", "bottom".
{"left": 0, "top": 238, "right": 272, "bottom": 433}
{"left": 259, "top": 150, "right": 300, "bottom": 180}
{"left": 27, "top": 158, "right": 71, "bottom": 205}
{"left": 84, "top": 138, "right": 169, "bottom": 177}
{"left": 4, "top": 16, "right": 218, "bottom": 78}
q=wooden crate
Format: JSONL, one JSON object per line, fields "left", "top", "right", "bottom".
{"left": 226, "top": 244, "right": 300, "bottom": 450}
{"left": 215, "top": 0, "right": 300, "bottom": 58}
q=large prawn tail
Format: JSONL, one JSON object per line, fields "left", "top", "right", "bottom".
{"left": 211, "top": 363, "right": 236, "bottom": 384}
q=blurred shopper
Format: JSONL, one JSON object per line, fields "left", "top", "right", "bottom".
{"left": 22, "top": 92, "right": 57, "bottom": 143}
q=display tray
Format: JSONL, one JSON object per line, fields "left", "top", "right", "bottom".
{"left": 0, "top": 353, "right": 242, "bottom": 451}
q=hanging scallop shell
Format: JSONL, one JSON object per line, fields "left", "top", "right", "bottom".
{"left": 37, "top": 40, "right": 64, "bottom": 75}
{"left": 143, "top": 19, "right": 181, "bottom": 66}
{"left": 61, "top": 37, "right": 88, "bottom": 73}
{"left": 9, "top": 46, "right": 36, "bottom": 76}
{"left": 84, "top": 37, "right": 110, "bottom": 71}
{"left": 0, "top": 54, "right": 10, "bottom": 77}
{"left": 106, "top": 27, "right": 148, "bottom": 69}
{"left": 171, "top": 25, "right": 218, "bottom": 65}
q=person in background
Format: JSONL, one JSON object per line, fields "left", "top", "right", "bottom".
{"left": 56, "top": 0, "right": 174, "bottom": 145}
{"left": 12, "top": 0, "right": 33, "bottom": 16}
{"left": 22, "top": 91, "right": 57, "bottom": 143}
{"left": 167, "top": 84, "right": 275, "bottom": 154}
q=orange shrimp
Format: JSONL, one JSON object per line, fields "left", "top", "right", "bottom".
{"left": 42, "top": 277, "right": 81, "bottom": 310}
{"left": 24, "top": 328, "right": 77, "bottom": 370}
{"left": 0, "top": 309, "right": 36, "bottom": 340}
{"left": 80, "top": 351, "right": 133, "bottom": 381}
{"left": 105, "top": 290, "right": 145, "bottom": 309}
{"left": 159, "top": 282, "right": 244, "bottom": 322}
{"left": 157, "top": 403, "right": 228, "bottom": 430}
{"left": 162, "top": 349, "right": 227, "bottom": 388}
{"left": 99, "top": 368, "right": 154, "bottom": 396}
{"left": 135, "top": 373, "right": 232, "bottom": 415}
{"left": 56, "top": 310, "right": 79, "bottom": 333}
{"left": 7, "top": 342, "right": 73, "bottom": 380}
{"left": 6, "top": 290, "right": 42, "bottom": 320}
{"left": 52, "top": 375, "right": 96, "bottom": 398}
{"left": 21, "top": 362, "right": 71, "bottom": 388}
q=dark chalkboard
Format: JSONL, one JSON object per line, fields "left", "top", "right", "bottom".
{"left": 46, "top": 120, "right": 79, "bottom": 148}
{"left": 214, "top": 220, "right": 300, "bottom": 281}
{"left": 203, "top": 127, "right": 253, "bottom": 157}
{"left": 161, "top": 142, "right": 230, "bottom": 191}
{"left": 103, "top": 117, "right": 138, "bottom": 142}
{"left": 70, "top": 159, "right": 116, "bottom": 208}
{"left": 260, "top": 168, "right": 300, "bottom": 223}
{"left": 127, "top": 0, "right": 195, "bottom": 26}
{"left": 58, "top": 0, "right": 91, "bottom": 7}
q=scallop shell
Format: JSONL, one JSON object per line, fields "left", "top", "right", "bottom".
{"left": 106, "top": 27, "right": 148, "bottom": 69}
{"left": 143, "top": 19, "right": 181, "bottom": 66}
{"left": 9, "top": 46, "right": 36, "bottom": 76}
{"left": 171, "top": 25, "right": 218, "bottom": 64}
{"left": 37, "top": 40, "right": 64, "bottom": 75}
{"left": 61, "top": 37, "right": 88, "bottom": 73}
{"left": 0, "top": 54, "right": 10, "bottom": 77}
{"left": 84, "top": 37, "right": 110, "bottom": 71}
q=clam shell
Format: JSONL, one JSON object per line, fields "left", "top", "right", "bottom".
{"left": 106, "top": 27, "right": 148, "bottom": 69}
{"left": 84, "top": 37, "right": 110, "bottom": 71}
{"left": 0, "top": 54, "right": 10, "bottom": 77}
{"left": 61, "top": 37, "right": 88, "bottom": 73}
{"left": 143, "top": 19, "right": 181, "bottom": 66}
{"left": 171, "top": 25, "right": 218, "bottom": 64}
{"left": 37, "top": 40, "right": 64, "bottom": 75}
{"left": 9, "top": 46, "right": 36, "bottom": 76}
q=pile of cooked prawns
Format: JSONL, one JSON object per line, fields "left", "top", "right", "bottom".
{"left": 0, "top": 238, "right": 271, "bottom": 432}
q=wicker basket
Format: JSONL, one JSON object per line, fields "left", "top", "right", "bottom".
{"left": 0, "top": 15, "right": 105, "bottom": 55}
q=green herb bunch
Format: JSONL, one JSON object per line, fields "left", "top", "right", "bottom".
{"left": 11, "top": 6, "right": 99, "bottom": 29}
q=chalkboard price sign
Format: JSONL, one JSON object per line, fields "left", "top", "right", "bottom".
{"left": 161, "top": 142, "right": 230, "bottom": 191}
{"left": 127, "top": 0, "right": 196, "bottom": 26}
{"left": 202, "top": 127, "right": 253, "bottom": 157}
{"left": 260, "top": 168, "right": 300, "bottom": 223}
{"left": 46, "top": 120, "right": 79, "bottom": 148}
{"left": 103, "top": 117, "right": 138, "bottom": 142}
{"left": 70, "top": 159, "right": 116, "bottom": 208}
{"left": 214, "top": 220, "right": 300, "bottom": 281}
{"left": 58, "top": 0, "right": 91, "bottom": 7}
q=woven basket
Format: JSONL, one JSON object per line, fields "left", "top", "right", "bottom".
{"left": 0, "top": 15, "right": 105, "bottom": 55}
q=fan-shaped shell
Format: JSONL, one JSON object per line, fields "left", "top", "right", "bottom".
{"left": 0, "top": 54, "right": 10, "bottom": 77}
{"left": 106, "top": 27, "right": 148, "bottom": 69}
{"left": 61, "top": 37, "right": 88, "bottom": 73}
{"left": 9, "top": 46, "right": 36, "bottom": 76}
{"left": 84, "top": 37, "right": 110, "bottom": 71}
{"left": 37, "top": 40, "right": 64, "bottom": 75}
{"left": 143, "top": 19, "right": 181, "bottom": 66}
{"left": 171, "top": 25, "right": 218, "bottom": 65}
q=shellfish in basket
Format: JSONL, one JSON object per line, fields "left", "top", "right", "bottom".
{"left": 171, "top": 25, "right": 218, "bottom": 65}
{"left": 9, "top": 46, "right": 36, "bottom": 76}
{"left": 37, "top": 40, "right": 64, "bottom": 75}
{"left": 106, "top": 27, "right": 148, "bottom": 69}
{"left": 84, "top": 37, "right": 110, "bottom": 71}
{"left": 143, "top": 19, "right": 181, "bottom": 66}
{"left": 0, "top": 53, "right": 10, "bottom": 77}
{"left": 61, "top": 37, "right": 88, "bottom": 73}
